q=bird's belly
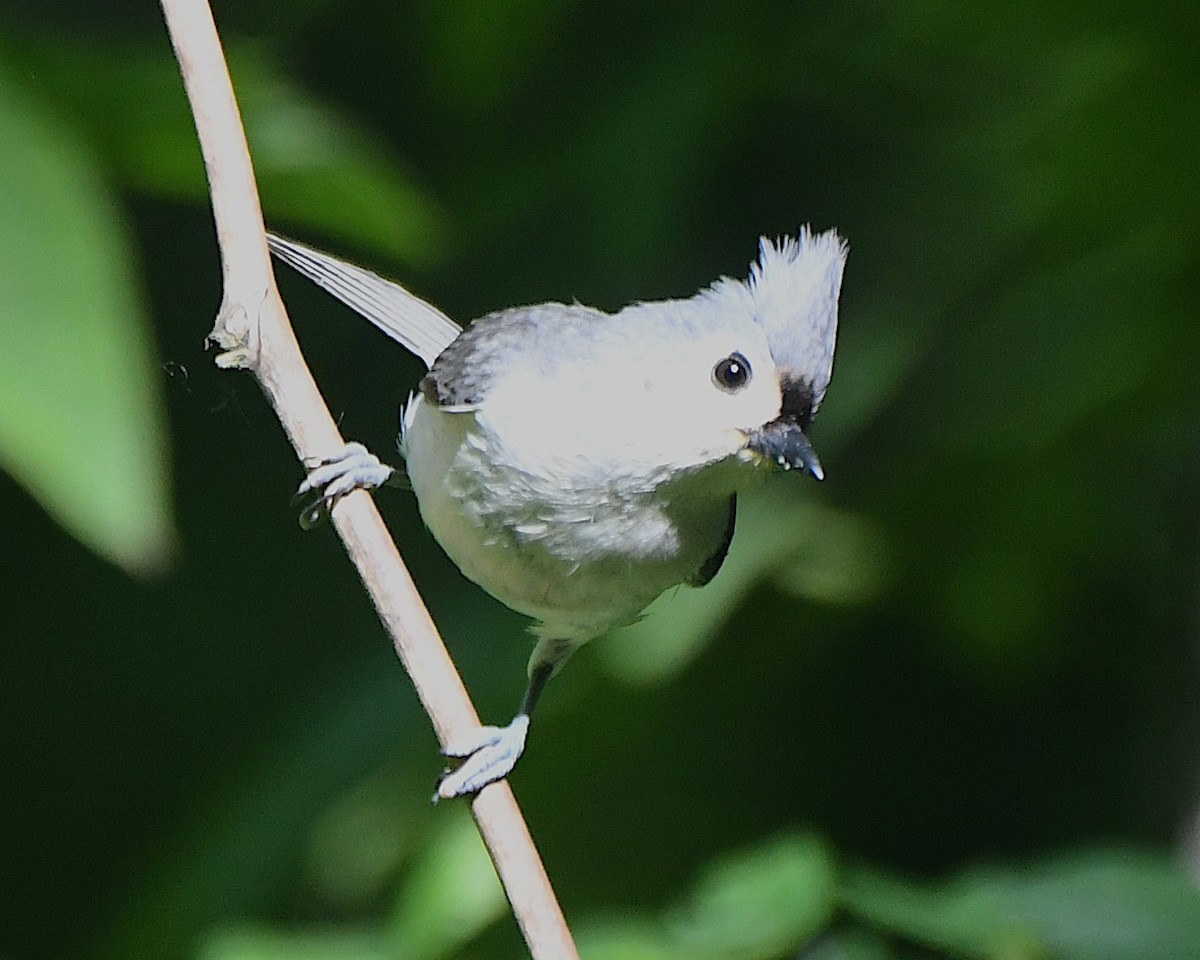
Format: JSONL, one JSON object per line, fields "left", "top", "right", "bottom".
{"left": 404, "top": 403, "right": 723, "bottom": 640}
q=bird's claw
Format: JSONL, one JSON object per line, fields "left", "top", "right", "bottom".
{"left": 434, "top": 715, "right": 530, "bottom": 803}
{"left": 294, "top": 441, "right": 395, "bottom": 528}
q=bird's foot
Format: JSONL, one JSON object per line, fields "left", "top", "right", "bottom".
{"left": 434, "top": 715, "right": 530, "bottom": 802}
{"left": 293, "top": 441, "right": 395, "bottom": 528}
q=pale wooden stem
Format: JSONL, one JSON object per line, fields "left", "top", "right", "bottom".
{"left": 157, "top": 2, "right": 579, "bottom": 955}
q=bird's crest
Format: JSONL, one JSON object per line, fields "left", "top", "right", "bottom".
{"left": 746, "top": 227, "right": 847, "bottom": 409}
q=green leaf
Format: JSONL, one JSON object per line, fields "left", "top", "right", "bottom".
{"left": 197, "top": 925, "right": 390, "bottom": 960}
{"left": 386, "top": 806, "right": 506, "bottom": 960}
{"left": 577, "top": 918, "right": 687, "bottom": 960}
{"left": 234, "top": 49, "right": 446, "bottom": 264}
{"left": 665, "top": 832, "right": 838, "bottom": 960}
{"left": 797, "top": 928, "right": 898, "bottom": 960}
{"left": 11, "top": 37, "right": 445, "bottom": 266}
{"left": 0, "top": 64, "right": 174, "bottom": 574}
{"left": 842, "top": 848, "right": 1200, "bottom": 960}
{"left": 578, "top": 834, "right": 839, "bottom": 960}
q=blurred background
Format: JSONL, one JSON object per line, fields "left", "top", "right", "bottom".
{"left": 1, "top": 1, "right": 1198, "bottom": 958}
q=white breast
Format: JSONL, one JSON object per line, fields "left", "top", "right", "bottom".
{"left": 402, "top": 394, "right": 732, "bottom": 642}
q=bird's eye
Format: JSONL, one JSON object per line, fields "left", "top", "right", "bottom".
{"left": 712, "top": 352, "right": 752, "bottom": 392}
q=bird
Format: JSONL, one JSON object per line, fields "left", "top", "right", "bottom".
{"left": 269, "top": 228, "right": 848, "bottom": 800}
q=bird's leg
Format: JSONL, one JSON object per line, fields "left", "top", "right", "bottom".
{"left": 434, "top": 660, "right": 555, "bottom": 802}
{"left": 293, "top": 441, "right": 409, "bottom": 528}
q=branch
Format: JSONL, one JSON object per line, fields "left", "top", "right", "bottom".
{"left": 157, "top": 2, "right": 578, "bottom": 955}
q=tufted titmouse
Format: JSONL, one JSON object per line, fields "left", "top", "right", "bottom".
{"left": 269, "top": 228, "right": 848, "bottom": 800}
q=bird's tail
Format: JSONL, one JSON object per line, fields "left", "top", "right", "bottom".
{"left": 267, "top": 233, "right": 461, "bottom": 368}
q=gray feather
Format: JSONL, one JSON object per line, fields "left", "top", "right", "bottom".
{"left": 422, "top": 302, "right": 608, "bottom": 408}
{"left": 267, "top": 234, "right": 461, "bottom": 369}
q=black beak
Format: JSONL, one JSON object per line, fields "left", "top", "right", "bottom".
{"left": 748, "top": 418, "right": 824, "bottom": 480}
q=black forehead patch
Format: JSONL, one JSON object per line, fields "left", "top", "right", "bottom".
{"left": 780, "top": 377, "right": 816, "bottom": 431}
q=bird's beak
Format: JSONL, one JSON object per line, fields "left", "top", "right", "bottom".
{"left": 747, "top": 418, "right": 824, "bottom": 480}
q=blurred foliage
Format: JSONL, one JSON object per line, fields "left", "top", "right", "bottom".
{"left": 1, "top": 1, "right": 1198, "bottom": 960}
{"left": 0, "top": 59, "right": 172, "bottom": 574}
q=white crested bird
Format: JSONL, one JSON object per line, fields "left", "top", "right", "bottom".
{"left": 271, "top": 229, "right": 848, "bottom": 800}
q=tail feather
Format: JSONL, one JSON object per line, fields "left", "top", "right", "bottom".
{"left": 267, "top": 233, "right": 461, "bottom": 368}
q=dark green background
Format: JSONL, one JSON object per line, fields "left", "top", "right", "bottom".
{"left": 2, "top": 2, "right": 1198, "bottom": 959}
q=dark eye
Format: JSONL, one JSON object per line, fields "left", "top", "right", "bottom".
{"left": 712, "top": 352, "right": 752, "bottom": 392}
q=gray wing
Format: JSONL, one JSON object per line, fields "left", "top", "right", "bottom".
{"left": 268, "top": 234, "right": 462, "bottom": 369}
{"left": 688, "top": 495, "right": 737, "bottom": 587}
{"left": 421, "top": 301, "right": 607, "bottom": 409}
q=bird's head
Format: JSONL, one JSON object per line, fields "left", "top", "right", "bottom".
{"left": 697, "top": 227, "right": 848, "bottom": 481}
{"left": 464, "top": 228, "right": 847, "bottom": 493}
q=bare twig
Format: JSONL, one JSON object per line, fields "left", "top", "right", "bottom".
{"left": 157, "top": 1, "right": 579, "bottom": 955}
